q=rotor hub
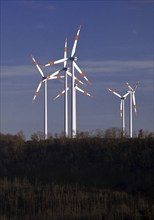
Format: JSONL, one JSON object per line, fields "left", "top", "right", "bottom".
{"left": 63, "top": 67, "right": 68, "bottom": 71}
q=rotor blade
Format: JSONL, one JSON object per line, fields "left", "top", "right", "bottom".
{"left": 64, "top": 38, "right": 67, "bottom": 68}
{"left": 133, "top": 81, "right": 139, "bottom": 91}
{"left": 126, "top": 82, "right": 133, "bottom": 91}
{"left": 42, "top": 58, "right": 68, "bottom": 68}
{"left": 71, "top": 25, "right": 81, "bottom": 57}
{"left": 44, "top": 75, "right": 64, "bottom": 82}
{"left": 120, "top": 100, "right": 123, "bottom": 118}
{"left": 67, "top": 71, "right": 86, "bottom": 86}
{"left": 133, "top": 93, "right": 137, "bottom": 113}
{"left": 44, "top": 69, "right": 63, "bottom": 81}
{"left": 123, "top": 92, "right": 130, "bottom": 98}
{"left": 53, "top": 87, "right": 70, "bottom": 100}
{"left": 31, "top": 55, "right": 44, "bottom": 77}
{"left": 73, "top": 62, "right": 91, "bottom": 84}
{"left": 32, "top": 81, "right": 43, "bottom": 102}
{"left": 108, "top": 88, "right": 121, "bottom": 98}
{"left": 75, "top": 85, "right": 93, "bottom": 97}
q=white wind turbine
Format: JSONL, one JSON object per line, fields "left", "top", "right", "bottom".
{"left": 60, "top": 38, "right": 86, "bottom": 137}
{"left": 43, "top": 38, "right": 86, "bottom": 137}
{"left": 31, "top": 55, "right": 64, "bottom": 140}
{"left": 42, "top": 25, "right": 90, "bottom": 138}
{"left": 126, "top": 81, "right": 139, "bottom": 138}
{"left": 108, "top": 88, "right": 129, "bottom": 137}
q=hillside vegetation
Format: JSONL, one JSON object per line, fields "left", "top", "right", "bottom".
{"left": 0, "top": 133, "right": 154, "bottom": 219}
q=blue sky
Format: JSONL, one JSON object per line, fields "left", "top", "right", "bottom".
{"left": 1, "top": 0, "right": 153, "bottom": 139}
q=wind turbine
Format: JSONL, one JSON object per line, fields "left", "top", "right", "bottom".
{"left": 31, "top": 55, "right": 64, "bottom": 140}
{"left": 69, "top": 26, "right": 91, "bottom": 138}
{"left": 43, "top": 38, "right": 86, "bottom": 137}
{"left": 42, "top": 25, "right": 91, "bottom": 138}
{"left": 108, "top": 88, "right": 129, "bottom": 137}
{"left": 126, "top": 82, "right": 139, "bottom": 138}
{"left": 42, "top": 26, "right": 90, "bottom": 84}
{"left": 61, "top": 38, "right": 86, "bottom": 137}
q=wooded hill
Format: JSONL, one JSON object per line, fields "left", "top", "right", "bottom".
{"left": 0, "top": 133, "right": 154, "bottom": 219}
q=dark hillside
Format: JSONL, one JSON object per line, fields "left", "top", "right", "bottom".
{"left": 0, "top": 134, "right": 154, "bottom": 201}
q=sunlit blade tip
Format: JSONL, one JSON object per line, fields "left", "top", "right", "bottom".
{"left": 42, "top": 62, "right": 54, "bottom": 68}
{"left": 31, "top": 55, "right": 37, "bottom": 64}
{"left": 75, "top": 85, "right": 93, "bottom": 97}
{"left": 126, "top": 82, "right": 133, "bottom": 91}
{"left": 75, "top": 77, "right": 86, "bottom": 86}
{"left": 134, "top": 81, "right": 139, "bottom": 90}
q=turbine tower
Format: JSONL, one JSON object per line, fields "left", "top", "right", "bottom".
{"left": 126, "top": 82, "right": 139, "bottom": 138}
{"left": 54, "top": 84, "right": 92, "bottom": 137}
{"left": 53, "top": 76, "right": 88, "bottom": 137}
{"left": 62, "top": 38, "right": 86, "bottom": 137}
{"left": 64, "top": 38, "right": 68, "bottom": 137}
{"left": 31, "top": 55, "right": 64, "bottom": 140}
{"left": 108, "top": 88, "right": 129, "bottom": 137}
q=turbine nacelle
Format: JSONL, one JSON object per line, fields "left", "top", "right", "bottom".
{"left": 42, "top": 76, "right": 47, "bottom": 81}
{"left": 69, "top": 56, "right": 77, "bottom": 61}
{"left": 63, "top": 67, "right": 68, "bottom": 71}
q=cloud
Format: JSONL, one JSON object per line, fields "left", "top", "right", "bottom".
{"left": 1, "top": 59, "right": 153, "bottom": 76}
{"left": 80, "top": 60, "right": 153, "bottom": 74}
{"left": 1, "top": 65, "right": 59, "bottom": 77}
{"left": 1, "top": 60, "right": 153, "bottom": 88}
{"left": 0, "top": 64, "right": 65, "bottom": 97}
{"left": 1, "top": 59, "right": 153, "bottom": 94}
{"left": 18, "top": 0, "right": 56, "bottom": 11}
{"left": 36, "top": 23, "right": 46, "bottom": 29}
{"left": 132, "top": 29, "right": 138, "bottom": 35}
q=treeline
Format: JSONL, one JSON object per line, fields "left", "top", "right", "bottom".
{"left": 31, "top": 127, "right": 154, "bottom": 140}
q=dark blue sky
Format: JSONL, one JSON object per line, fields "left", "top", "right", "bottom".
{"left": 1, "top": 0, "right": 153, "bottom": 139}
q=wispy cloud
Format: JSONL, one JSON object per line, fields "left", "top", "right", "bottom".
{"left": 132, "top": 29, "right": 138, "bottom": 35}
{"left": 19, "top": 0, "right": 56, "bottom": 11}
{"left": 80, "top": 60, "right": 153, "bottom": 74}
{"left": 1, "top": 60, "right": 153, "bottom": 79}
{"left": 36, "top": 23, "right": 46, "bottom": 29}
{"left": 1, "top": 65, "right": 59, "bottom": 77}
